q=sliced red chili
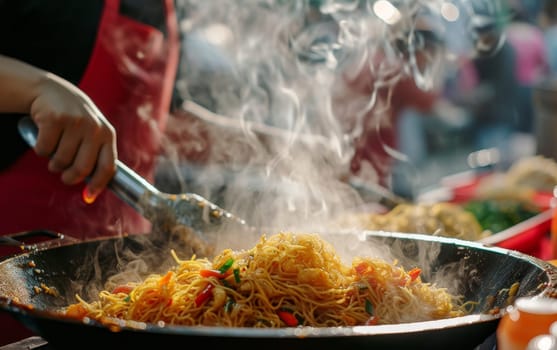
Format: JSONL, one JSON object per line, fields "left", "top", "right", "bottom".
{"left": 365, "top": 315, "right": 379, "bottom": 325}
{"left": 354, "top": 262, "right": 370, "bottom": 276}
{"left": 194, "top": 283, "right": 215, "bottom": 306}
{"left": 277, "top": 310, "right": 299, "bottom": 327}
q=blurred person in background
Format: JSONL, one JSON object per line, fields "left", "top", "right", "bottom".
{"left": 540, "top": 0, "right": 557, "bottom": 75}
{"left": 452, "top": 1, "right": 545, "bottom": 166}
{"left": 466, "top": 18, "right": 522, "bottom": 166}
{"left": 0, "top": 0, "right": 183, "bottom": 345}
{"left": 505, "top": 0, "right": 549, "bottom": 133}
{"left": 333, "top": 24, "right": 443, "bottom": 194}
{"left": 392, "top": 55, "right": 480, "bottom": 195}
{"left": 341, "top": 63, "right": 440, "bottom": 194}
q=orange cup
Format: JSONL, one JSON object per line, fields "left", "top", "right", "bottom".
{"left": 550, "top": 207, "right": 557, "bottom": 260}
{"left": 497, "top": 297, "right": 557, "bottom": 350}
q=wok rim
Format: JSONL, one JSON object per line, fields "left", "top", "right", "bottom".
{"left": 0, "top": 299, "right": 500, "bottom": 338}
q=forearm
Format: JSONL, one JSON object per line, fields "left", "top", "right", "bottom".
{"left": 0, "top": 54, "right": 46, "bottom": 113}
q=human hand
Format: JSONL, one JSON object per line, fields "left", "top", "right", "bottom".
{"left": 29, "top": 73, "right": 117, "bottom": 201}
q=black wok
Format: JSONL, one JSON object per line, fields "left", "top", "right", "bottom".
{"left": 1, "top": 229, "right": 556, "bottom": 350}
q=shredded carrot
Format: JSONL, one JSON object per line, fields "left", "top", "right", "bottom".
{"left": 66, "top": 304, "right": 88, "bottom": 319}
{"left": 158, "top": 271, "right": 174, "bottom": 287}
{"left": 408, "top": 267, "right": 421, "bottom": 282}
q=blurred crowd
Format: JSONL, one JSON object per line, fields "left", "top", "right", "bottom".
{"left": 392, "top": 0, "right": 557, "bottom": 197}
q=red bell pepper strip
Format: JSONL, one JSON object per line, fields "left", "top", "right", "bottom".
{"left": 199, "top": 269, "right": 228, "bottom": 279}
{"left": 355, "top": 262, "right": 371, "bottom": 276}
{"left": 112, "top": 285, "right": 134, "bottom": 294}
{"left": 408, "top": 267, "right": 421, "bottom": 282}
{"left": 195, "top": 283, "right": 215, "bottom": 306}
{"left": 199, "top": 258, "right": 235, "bottom": 279}
{"left": 277, "top": 310, "right": 299, "bottom": 327}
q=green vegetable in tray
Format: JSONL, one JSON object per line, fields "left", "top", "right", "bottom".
{"left": 462, "top": 199, "right": 541, "bottom": 234}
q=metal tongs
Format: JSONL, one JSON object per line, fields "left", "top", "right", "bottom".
{"left": 17, "top": 116, "right": 249, "bottom": 255}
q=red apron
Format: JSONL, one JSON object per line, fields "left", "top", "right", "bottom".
{"left": 0, "top": 0, "right": 179, "bottom": 241}
{"left": 0, "top": 1, "right": 179, "bottom": 345}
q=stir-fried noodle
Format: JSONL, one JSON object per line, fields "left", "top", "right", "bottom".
{"left": 65, "top": 232, "right": 468, "bottom": 327}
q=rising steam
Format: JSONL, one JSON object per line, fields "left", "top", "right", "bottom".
{"left": 157, "top": 0, "right": 508, "bottom": 244}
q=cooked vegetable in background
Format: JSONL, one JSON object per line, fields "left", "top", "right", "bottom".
{"left": 338, "top": 203, "right": 490, "bottom": 241}
{"left": 336, "top": 156, "right": 556, "bottom": 241}
{"left": 338, "top": 197, "right": 542, "bottom": 241}
{"left": 462, "top": 199, "right": 541, "bottom": 234}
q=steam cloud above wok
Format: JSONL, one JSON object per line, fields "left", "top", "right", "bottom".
{"left": 152, "top": 0, "right": 509, "bottom": 238}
